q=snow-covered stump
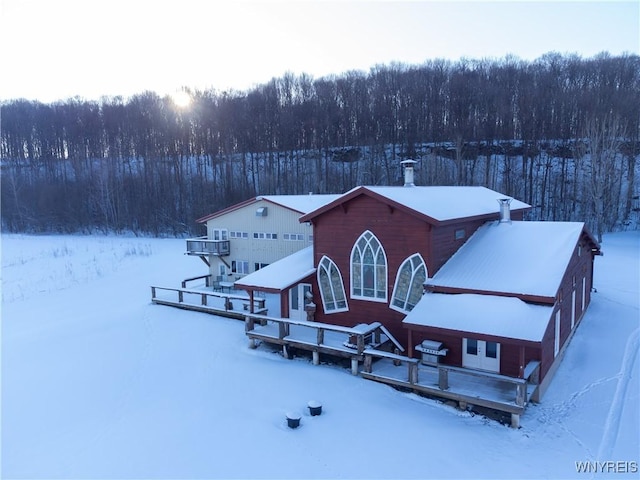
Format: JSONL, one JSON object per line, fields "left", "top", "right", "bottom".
{"left": 308, "top": 400, "right": 322, "bottom": 416}
{"left": 286, "top": 412, "right": 301, "bottom": 429}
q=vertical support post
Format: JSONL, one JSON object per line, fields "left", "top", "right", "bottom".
{"left": 283, "top": 345, "right": 292, "bottom": 359}
{"left": 409, "top": 362, "right": 418, "bottom": 384}
{"left": 511, "top": 413, "right": 520, "bottom": 429}
{"left": 178, "top": 290, "right": 184, "bottom": 303}
{"left": 151, "top": 286, "right": 156, "bottom": 299}
{"left": 312, "top": 350, "right": 320, "bottom": 365}
{"left": 351, "top": 358, "right": 359, "bottom": 375}
{"left": 201, "top": 294, "right": 207, "bottom": 306}
{"left": 245, "top": 316, "right": 255, "bottom": 332}
{"left": 356, "top": 335, "right": 365, "bottom": 355}
{"left": 518, "top": 346, "right": 525, "bottom": 378}
{"left": 317, "top": 328, "right": 325, "bottom": 345}
{"left": 363, "top": 354, "right": 373, "bottom": 373}
{"left": 438, "top": 367, "right": 449, "bottom": 390}
{"left": 516, "top": 383, "right": 526, "bottom": 407}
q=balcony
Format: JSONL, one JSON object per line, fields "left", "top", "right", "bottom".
{"left": 186, "top": 236, "right": 230, "bottom": 256}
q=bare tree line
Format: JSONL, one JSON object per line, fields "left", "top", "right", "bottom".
{"left": 1, "top": 52, "right": 639, "bottom": 240}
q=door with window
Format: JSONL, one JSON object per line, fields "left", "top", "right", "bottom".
{"left": 290, "top": 283, "right": 312, "bottom": 320}
{"left": 462, "top": 338, "right": 500, "bottom": 373}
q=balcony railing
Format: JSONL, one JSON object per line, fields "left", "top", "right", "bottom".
{"left": 186, "top": 236, "right": 230, "bottom": 256}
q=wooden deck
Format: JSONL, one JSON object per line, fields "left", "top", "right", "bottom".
{"left": 243, "top": 312, "right": 539, "bottom": 427}
{"left": 245, "top": 314, "right": 401, "bottom": 375}
{"left": 150, "top": 285, "right": 267, "bottom": 320}
{"left": 151, "top": 284, "right": 540, "bottom": 427}
{"left": 360, "top": 351, "right": 540, "bottom": 427}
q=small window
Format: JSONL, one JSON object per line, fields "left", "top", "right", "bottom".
{"left": 455, "top": 228, "right": 466, "bottom": 240}
{"left": 284, "top": 233, "right": 304, "bottom": 241}
{"left": 253, "top": 232, "right": 277, "bottom": 240}
{"left": 466, "top": 338, "right": 478, "bottom": 355}
{"left": 232, "top": 260, "right": 249, "bottom": 274}
{"left": 486, "top": 341, "right": 498, "bottom": 358}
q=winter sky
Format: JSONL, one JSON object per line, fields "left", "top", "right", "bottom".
{"left": 1, "top": 0, "right": 638, "bottom": 103}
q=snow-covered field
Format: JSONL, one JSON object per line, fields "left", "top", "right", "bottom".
{"left": 2, "top": 231, "right": 638, "bottom": 479}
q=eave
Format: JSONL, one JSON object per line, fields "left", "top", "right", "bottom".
{"left": 425, "top": 285, "right": 556, "bottom": 306}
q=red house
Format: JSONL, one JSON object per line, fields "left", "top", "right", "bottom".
{"left": 236, "top": 162, "right": 601, "bottom": 408}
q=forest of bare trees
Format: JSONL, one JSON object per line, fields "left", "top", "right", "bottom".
{"left": 1, "top": 52, "right": 639, "bottom": 240}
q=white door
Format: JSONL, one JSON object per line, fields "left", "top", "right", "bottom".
{"left": 463, "top": 338, "right": 500, "bottom": 373}
{"left": 290, "top": 283, "right": 312, "bottom": 320}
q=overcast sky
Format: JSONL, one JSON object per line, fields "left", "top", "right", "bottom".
{"left": 1, "top": 0, "right": 638, "bottom": 103}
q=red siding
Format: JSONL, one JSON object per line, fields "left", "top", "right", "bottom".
{"left": 406, "top": 325, "right": 542, "bottom": 378}
{"left": 310, "top": 194, "right": 495, "bottom": 344}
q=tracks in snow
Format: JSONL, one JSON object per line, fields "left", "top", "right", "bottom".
{"left": 596, "top": 327, "right": 639, "bottom": 461}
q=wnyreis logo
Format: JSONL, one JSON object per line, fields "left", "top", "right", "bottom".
{"left": 575, "top": 461, "right": 638, "bottom": 474}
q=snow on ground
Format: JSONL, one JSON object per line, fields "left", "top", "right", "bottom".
{"left": 2, "top": 231, "right": 638, "bottom": 479}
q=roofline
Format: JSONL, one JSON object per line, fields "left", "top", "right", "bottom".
{"left": 424, "top": 285, "right": 556, "bottom": 305}
{"left": 196, "top": 197, "right": 258, "bottom": 224}
{"left": 197, "top": 194, "right": 335, "bottom": 224}
{"left": 402, "top": 322, "right": 543, "bottom": 347}
{"left": 299, "top": 186, "right": 531, "bottom": 226}
{"left": 260, "top": 194, "right": 337, "bottom": 215}
{"left": 235, "top": 270, "right": 316, "bottom": 293}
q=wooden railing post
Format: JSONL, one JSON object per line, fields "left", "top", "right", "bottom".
{"left": 438, "top": 367, "right": 449, "bottom": 390}
{"left": 317, "top": 328, "right": 325, "bottom": 345}
{"left": 245, "top": 316, "right": 255, "bottom": 332}
{"left": 151, "top": 286, "right": 156, "bottom": 299}
{"left": 363, "top": 354, "right": 373, "bottom": 373}
{"left": 516, "top": 383, "right": 526, "bottom": 407}
{"left": 409, "top": 362, "right": 418, "bottom": 384}
{"left": 178, "top": 290, "right": 184, "bottom": 303}
{"left": 356, "top": 334, "right": 364, "bottom": 355}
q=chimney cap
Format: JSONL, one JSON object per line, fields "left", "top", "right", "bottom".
{"left": 400, "top": 159, "right": 417, "bottom": 166}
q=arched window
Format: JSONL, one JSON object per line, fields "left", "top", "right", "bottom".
{"left": 317, "top": 256, "right": 348, "bottom": 313}
{"left": 351, "top": 231, "right": 387, "bottom": 301}
{"left": 391, "top": 254, "right": 427, "bottom": 313}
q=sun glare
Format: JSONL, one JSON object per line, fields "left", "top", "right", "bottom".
{"left": 171, "top": 90, "right": 192, "bottom": 108}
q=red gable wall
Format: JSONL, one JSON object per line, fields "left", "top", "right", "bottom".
{"left": 309, "top": 192, "right": 503, "bottom": 347}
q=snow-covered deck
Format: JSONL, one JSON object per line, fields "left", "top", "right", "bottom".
{"left": 360, "top": 353, "right": 540, "bottom": 427}
{"left": 245, "top": 314, "right": 400, "bottom": 375}
{"left": 150, "top": 284, "right": 269, "bottom": 320}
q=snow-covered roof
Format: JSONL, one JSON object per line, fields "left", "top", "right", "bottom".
{"left": 428, "top": 220, "right": 587, "bottom": 298}
{"left": 260, "top": 194, "right": 342, "bottom": 214}
{"left": 300, "top": 186, "right": 530, "bottom": 224}
{"left": 197, "top": 194, "right": 340, "bottom": 223}
{"left": 234, "top": 246, "right": 315, "bottom": 292}
{"left": 403, "top": 293, "right": 553, "bottom": 342}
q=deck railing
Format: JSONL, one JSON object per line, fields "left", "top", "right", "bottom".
{"left": 185, "top": 236, "right": 230, "bottom": 256}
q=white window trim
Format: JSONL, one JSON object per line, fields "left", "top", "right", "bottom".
{"left": 317, "top": 255, "right": 349, "bottom": 314}
{"left": 350, "top": 230, "right": 388, "bottom": 303}
{"left": 390, "top": 253, "right": 427, "bottom": 314}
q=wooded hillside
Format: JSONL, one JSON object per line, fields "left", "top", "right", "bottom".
{"left": 1, "top": 53, "right": 639, "bottom": 239}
